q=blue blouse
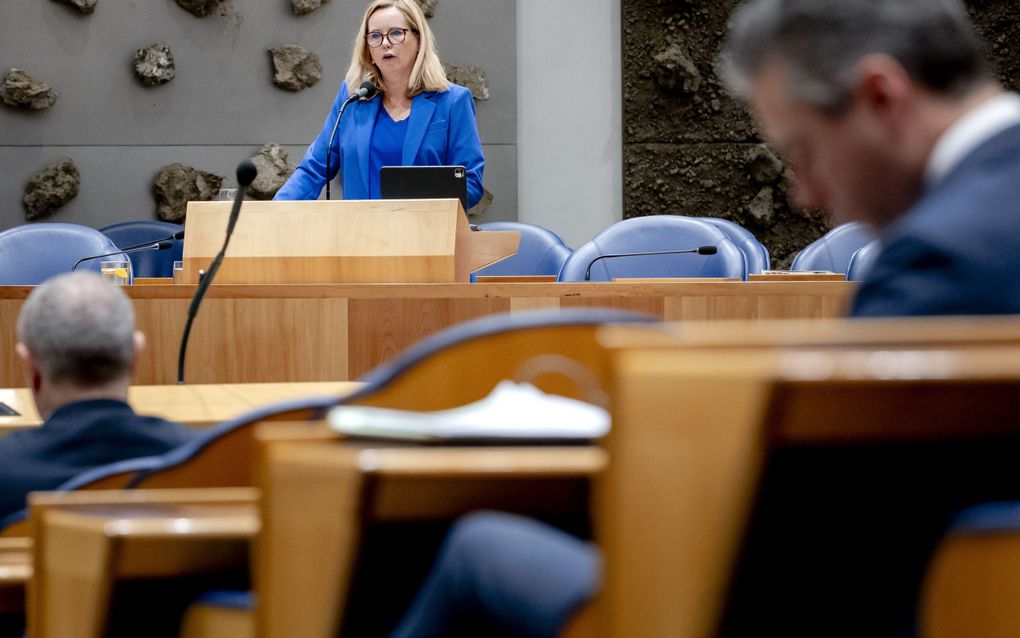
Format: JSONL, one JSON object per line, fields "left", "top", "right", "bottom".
{"left": 368, "top": 108, "right": 410, "bottom": 200}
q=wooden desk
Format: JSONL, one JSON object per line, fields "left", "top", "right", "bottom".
{"left": 0, "top": 281, "right": 855, "bottom": 386}
{"left": 258, "top": 441, "right": 605, "bottom": 638}
{"left": 29, "top": 488, "right": 258, "bottom": 638}
{"left": 0, "top": 382, "right": 360, "bottom": 434}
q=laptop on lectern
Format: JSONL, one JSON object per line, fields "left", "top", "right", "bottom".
{"left": 380, "top": 165, "right": 469, "bottom": 213}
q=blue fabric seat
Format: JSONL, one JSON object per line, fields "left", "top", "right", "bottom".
{"left": 100, "top": 220, "right": 184, "bottom": 278}
{"left": 0, "top": 222, "right": 131, "bottom": 285}
{"left": 471, "top": 221, "right": 572, "bottom": 280}
{"left": 698, "top": 216, "right": 771, "bottom": 274}
{"left": 845, "top": 240, "right": 882, "bottom": 282}
{"left": 790, "top": 222, "right": 875, "bottom": 274}
{"left": 556, "top": 216, "right": 747, "bottom": 281}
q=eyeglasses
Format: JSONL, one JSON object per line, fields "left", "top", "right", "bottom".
{"left": 365, "top": 27, "right": 414, "bottom": 48}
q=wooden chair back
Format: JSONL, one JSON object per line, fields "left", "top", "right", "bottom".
{"left": 598, "top": 343, "right": 1020, "bottom": 638}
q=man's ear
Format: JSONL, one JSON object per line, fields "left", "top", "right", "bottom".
{"left": 16, "top": 342, "right": 42, "bottom": 393}
{"left": 130, "top": 331, "right": 146, "bottom": 376}
{"left": 852, "top": 53, "right": 914, "bottom": 128}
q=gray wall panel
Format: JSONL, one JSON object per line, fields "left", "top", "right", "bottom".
{"left": 0, "top": 0, "right": 515, "bottom": 230}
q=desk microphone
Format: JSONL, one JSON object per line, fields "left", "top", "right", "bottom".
{"left": 116, "top": 230, "right": 185, "bottom": 253}
{"left": 325, "top": 80, "right": 378, "bottom": 200}
{"left": 584, "top": 245, "right": 718, "bottom": 281}
{"left": 72, "top": 240, "right": 174, "bottom": 271}
{"left": 177, "top": 160, "right": 258, "bottom": 384}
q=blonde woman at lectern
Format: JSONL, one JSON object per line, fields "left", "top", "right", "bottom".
{"left": 274, "top": 0, "right": 485, "bottom": 207}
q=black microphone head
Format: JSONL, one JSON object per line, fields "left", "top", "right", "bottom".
{"left": 236, "top": 160, "right": 258, "bottom": 187}
{"left": 358, "top": 80, "right": 378, "bottom": 99}
{"left": 173, "top": 230, "right": 185, "bottom": 241}
{"left": 698, "top": 245, "right": 718, "bottom": 255}
{"left": 156, "top": 240, "right": 173, "bottom": 250}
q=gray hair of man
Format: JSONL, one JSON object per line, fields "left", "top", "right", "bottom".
{"left": 16, "top": 271, "right": 136, "bottom": 386}
{"left": 719, "top": 0, "right": 991, "bottom": 114}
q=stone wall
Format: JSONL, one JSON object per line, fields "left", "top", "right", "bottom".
{"left": 622, "top": 0, "right": 1020, "bottom": 266}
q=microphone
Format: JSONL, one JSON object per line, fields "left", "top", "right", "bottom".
{"left": 584, "top": 245, "right": 718, "bottom": 281}
{"left": 177, "top": 160, "right": 258, "bottom": 384}
{"left": 325, "top": 80, "right": 378, "bottom": 200}
{"left": 115, "top": 230, "right": 185, "bottom": 253}
{"left": 72, "top": 240, "right": 174, "bottom": 271}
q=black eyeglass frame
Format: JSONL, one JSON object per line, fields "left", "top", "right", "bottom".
{"left": 365, "top": 27, "right": 417, "bottom": 48}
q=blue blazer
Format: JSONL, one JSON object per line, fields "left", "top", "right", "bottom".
{"left": 275, "top": 82, "right": 485, "bottom": 208}
{"left": 850, "top": 123, "right": 1020, "bottom": 317}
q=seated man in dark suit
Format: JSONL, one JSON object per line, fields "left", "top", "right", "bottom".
{"left": 388, "top": 0, "right": 1020, "bottom": 636}
{"left": 0, "top": 271, "right": 197, "bottom": 520}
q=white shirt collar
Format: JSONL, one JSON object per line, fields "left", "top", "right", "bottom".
{"left": 926, "top": 92, "right": 1020, "bottom": 187}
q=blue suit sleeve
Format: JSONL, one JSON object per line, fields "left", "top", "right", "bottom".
{"left": 445, "top": 87, "right": 486, "bottom": 209}
{"left": 274, "top": 83, "right": 351, "bottom": 201}
{"left": 849, "top": 237, "right": 972, "bottom": 317}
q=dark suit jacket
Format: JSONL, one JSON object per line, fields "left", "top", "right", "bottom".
{"left": 0, "top": 399, "right": 196, "bottom": 519}
{"left": 850, "top": 123, "right": 1020, "bottom": 317}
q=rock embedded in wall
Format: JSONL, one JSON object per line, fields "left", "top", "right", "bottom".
{"left": 1, "top": 69, "right": 58, "bottom": 110}
{"left": 291, "top": 0, "right": 330, "bottom": 16}
{"left": 133, "top": 44, "right": 176, "bottom": 87}
{"left": 444, "top": 64, "right": 490, "bottom": 101}
{"left": 55, "top": 0, "right": 98, "bottom": 15}
{"left": 23, "top": 159, "right": 80, "bottom": 220}
{"left": 152, "top": 163, "right": 223, "bottom": 223}
{"left": 652, "top": 40, "right": 702, "bottom": 94}
{"left": 269, "top": 45, "right": 323, "bottom": 91}
{"left": 175, "top": 0, "right": 222, "bottom": 18}
{"left": 248, "top": 144, "right": 294, "bottom": 200}
{"left": 468, "top": 189, "right": 493, "bottom": 217}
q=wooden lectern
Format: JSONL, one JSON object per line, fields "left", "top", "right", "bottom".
{"left": 180, "top": 199, "right": 519, "bottom": 284}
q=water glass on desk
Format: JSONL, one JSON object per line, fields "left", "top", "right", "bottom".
{"left": 100, "top": 260, "right": 131, "bottom": 286}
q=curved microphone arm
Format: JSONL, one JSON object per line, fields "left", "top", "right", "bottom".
{"left": 177, "top": 161, "right": 258, "bottom": 384}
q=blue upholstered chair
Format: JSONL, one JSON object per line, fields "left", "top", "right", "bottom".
{"left": 556, "top": 216, "right": 747, "bottom": 281}
{"left": 845, "top": 240, "right": 882, "bottom": 282}
{"left": 471, "top": 221, "right": 572, "bottom": 280}
{"left": 698, "top": 217, "right": 771, "bottom": 274}
{"left": 790, "top": 222, "right": 874, "bottom": 274}
{"left": 0, "top": 223, "right": 132, "bottom": 285}
{"left": 100, "top": 220, "right": 184, "bottom": 278}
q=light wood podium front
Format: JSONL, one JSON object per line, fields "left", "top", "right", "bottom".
{"left": 181, "top": 199, "right": 519, "bottom": 284}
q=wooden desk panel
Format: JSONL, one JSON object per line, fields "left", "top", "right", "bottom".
{"left": 0, "top": 382, "right": 359, "bottom": 434}
{"left": 0, "top": 282, "right": 854, "bottom": 386}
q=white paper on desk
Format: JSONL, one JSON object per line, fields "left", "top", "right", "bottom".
{"left": 327, "top": 381, "right": 610, "bottom": 442}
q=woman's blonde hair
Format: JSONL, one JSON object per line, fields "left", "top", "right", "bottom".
{"left": 344, "top": 0, "right": 449, "bottom": 97}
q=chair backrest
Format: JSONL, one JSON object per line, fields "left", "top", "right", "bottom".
{"left": 0, "top": 223, "right": 132, "bottom": 285}
{"left": 600, "top": 342, "right": 1020, "bottom": 637}
{"left": 698, "top": 217, "right": 770, "bottom": 274}
{"left": 471, "top": 221, "right": 572, "bottom": 279}
{"left": 557, "top": 216, "right": 747, "bottom": 281}
{"left": 127, "top": 395, "right": 339, "bottom": 489}
{"left": 100, "top": 220, "right": 183, "bottom": 278}
{"left": 845, "top": 239, "right": 881, "bottom": 281}
{"left": 790, "top": 221, "right": 874, "bottom": 273}
{"left": 345, "top": 308, "right": 655, "bottom": 411}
